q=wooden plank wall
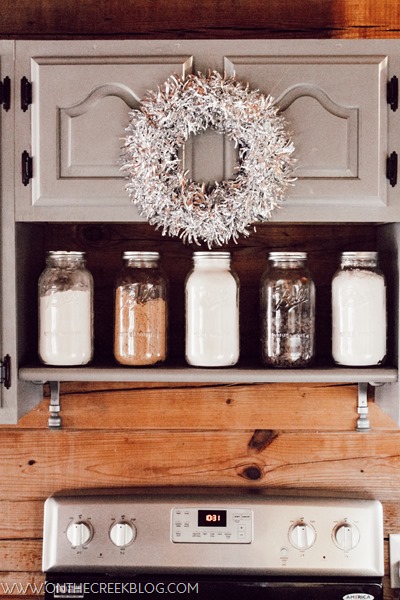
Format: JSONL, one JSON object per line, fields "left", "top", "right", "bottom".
{"left": 1, "top": 1, "right": 400, "bottom": 599}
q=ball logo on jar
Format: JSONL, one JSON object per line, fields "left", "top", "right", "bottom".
{"left": 121, "top": 283, "right": 158, "bottom": 307}
{"left": 272, "top": 284, "right": 309, "bottom": 312}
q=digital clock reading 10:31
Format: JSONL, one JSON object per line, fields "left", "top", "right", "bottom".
{"left": 198, "top": 510, "right": 227, "bottom": 527}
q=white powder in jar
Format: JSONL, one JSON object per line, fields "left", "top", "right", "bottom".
{"left": 185, "top": 268, "right": 239, "bottom": 367}
{"left": 39, "top": 289, "right": 93, "bottom": 365}
{"left": 332, "top": 269, "right": 386, "bottom": 366}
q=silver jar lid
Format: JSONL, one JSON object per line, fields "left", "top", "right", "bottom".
{"left": 340, "top": 251, "right": 378, "bottom": 260}
{"left": 193, "top": 252, "right": 231, "bottom": 259}
{"left": 268, "top": 251, "right": 307, "bottom": 260}
{"left": 122, "top": 251, "right": 160, "bottom": 260}
{"left": 192, "top": 252, "right": 232, "bottom": 266}
{"left": 48, "top": 250, "right": 86, "bottom": 258}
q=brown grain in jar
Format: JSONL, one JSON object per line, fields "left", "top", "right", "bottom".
{"left": 114, "top": 252, "right": 168, "bottom": 366}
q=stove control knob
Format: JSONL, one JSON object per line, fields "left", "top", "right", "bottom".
{"left": 66, "top": 521, "right": 93, "bottom": 547}
{"left": 288, "top": 522, "right": 316, "bottom": 551}
{"left": 333, "top": 522, "right": 360, "bottom": 552}
{"left": 109, "top": 521, "right": 136, "bottom": 547}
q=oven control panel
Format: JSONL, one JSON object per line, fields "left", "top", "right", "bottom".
{"left": 171, "top": 507, "right": 252, "bottom": 543}
{"left": 42, "top": 492, "right": 384, "bottom": 577}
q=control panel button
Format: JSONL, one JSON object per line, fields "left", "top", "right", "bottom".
{"left": 109, "top": 521, "right": 136, "bottom": 547}
{"left": 288, "top": 522, "right": 316, "bottom": 551}
{"left": 333, "top": 522, "right": 360, "bottom": 552}
{"left": 66, "top": 521, "right": 93, "bottom": 547}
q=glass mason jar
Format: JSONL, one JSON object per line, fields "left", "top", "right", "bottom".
{"left": 38, "top": 251, "right": 94, "bottom": 366}
{"left": 185, "top": 251, "right": 240, "bottom": 367}
{"left": 114, "top": 251, "right": 168, "bottom": 366}
{"left": 332, "top": 251, "right": 387, "bottom": 366}
{"left": 260, "top": 252, "right": 316, "bottom": 368}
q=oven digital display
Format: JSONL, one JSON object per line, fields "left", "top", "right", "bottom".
{"left": 198, "top": 509, "right": 227, "bottom": 527}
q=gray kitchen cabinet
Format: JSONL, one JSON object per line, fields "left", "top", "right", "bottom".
{"left": 14, "top": 39, "right": 400, "bottom": 222}
{"left": 1, "top": 39, "right": 400, "bottom": 425}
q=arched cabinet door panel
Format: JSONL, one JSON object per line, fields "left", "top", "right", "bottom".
{"left": 224, "top": 49, "right": 392, "bottom": 221}
{"left": 15, "top": 40, "right": 193, "bottom": 221}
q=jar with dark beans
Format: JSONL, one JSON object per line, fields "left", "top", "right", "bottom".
{"left": 260, "top": 252, "right": 316, "bottom": 368}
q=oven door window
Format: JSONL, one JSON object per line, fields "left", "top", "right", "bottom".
{"left": 44, "top": 574, "right": 383, "bottom": 600}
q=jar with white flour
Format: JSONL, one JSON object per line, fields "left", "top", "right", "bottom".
{"left": 331, "top": 251, "right": 386, "bottom": 366}
{"left": 185, "top": 252, "right": 239, "bottom": 367}
{"left": 38, "top": 251, "right": 94, "bottom": 365}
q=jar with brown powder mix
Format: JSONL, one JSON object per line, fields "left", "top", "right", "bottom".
{"left": 114, "top": 252, "right": 168, "bottom": 366}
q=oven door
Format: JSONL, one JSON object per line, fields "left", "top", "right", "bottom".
{"left": 44, "top": 573, "right": 383, "bottom": 600}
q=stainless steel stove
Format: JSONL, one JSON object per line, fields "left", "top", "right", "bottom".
{"left": 42, "top": 490, "right": 384, "bottom": 599}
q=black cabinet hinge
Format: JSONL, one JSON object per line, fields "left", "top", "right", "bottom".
{"left": 387, "top": 75, "right": 398, "bottom": 112}
{"left": 387, "top": 151, "right": 398, "bottom": 187}
{"left": 22, "top": 150, "right": 33, "bottom": 186}
{"left": 0, "top": 355, "right": 11, "bottom": 389}
{"left": 0, "top": 76, "right": 11, "bottom": 111}
{"left": 21, "top": 76, "right": 32, "bottom": 112}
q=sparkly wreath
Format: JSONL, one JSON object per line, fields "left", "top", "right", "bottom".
{"left": 122, "top": 71, "right": 295, "bottom": 247}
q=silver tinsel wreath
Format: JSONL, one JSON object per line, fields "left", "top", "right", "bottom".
{"left": 122, "top": 71, "right": 295, "bottom": 247}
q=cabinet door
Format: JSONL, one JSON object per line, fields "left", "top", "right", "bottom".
{"left": 15, "top": 41, "right": 193, "bottom": 221}
{"left": 224, "top": 40, "right": 400, "bottom": 222}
